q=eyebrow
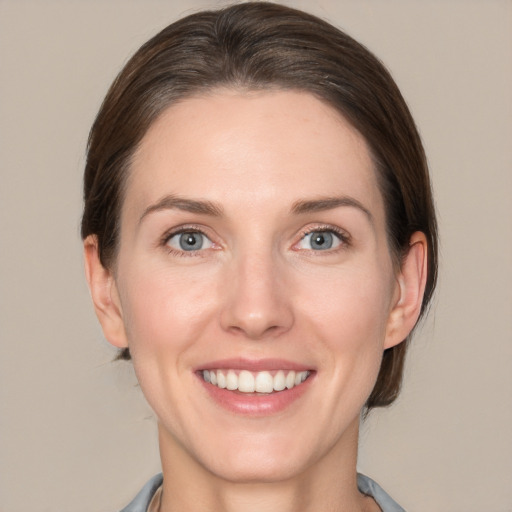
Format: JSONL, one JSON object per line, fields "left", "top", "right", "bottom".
{"left": 139, "top": 194, "right": 373, "bottom": 224}
{"left": 291, "top": 196, "right": 373, "bottom": 223}
{"left": 139, "top": 194, "right": 224, "bottom": 224}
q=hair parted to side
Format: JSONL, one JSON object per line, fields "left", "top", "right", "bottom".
{"left": 81, "top": 1, "right": 438, "bottom": 411}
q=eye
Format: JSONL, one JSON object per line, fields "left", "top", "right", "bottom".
{"left": 296, "top": 230, "right": 344, "bottom": 251}
{"left": 166, "top": 231, "right": 213, "bottom": 252}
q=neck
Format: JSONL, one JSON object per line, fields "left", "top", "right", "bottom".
{"left": 157, "top": 419, "right": 377, "bottom": 512}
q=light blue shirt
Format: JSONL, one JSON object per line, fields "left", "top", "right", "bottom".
{"left": 120, "top": 473, "right": 406, "bottom": 512}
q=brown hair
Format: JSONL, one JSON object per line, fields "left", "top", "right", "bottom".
{"left": 81, "top": 1, "right": 437, "bottom": 410}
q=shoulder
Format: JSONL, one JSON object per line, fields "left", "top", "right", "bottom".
{"left": 119, "top": 473, "right": 163, "bottom": 512}
{"left": 357, "top": 474, "right": 406, "bottom": 512}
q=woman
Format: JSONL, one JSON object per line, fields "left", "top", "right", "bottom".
{"left": 82, "top": 3, "right": 437, "bottom": 511}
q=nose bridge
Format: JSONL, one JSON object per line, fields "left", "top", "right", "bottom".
{"left": 220, "top": 244, "right": 293, "bottom": 339}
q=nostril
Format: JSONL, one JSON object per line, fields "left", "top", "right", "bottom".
{"left": 226, "top": 320, "right": 282, "bottom": 340}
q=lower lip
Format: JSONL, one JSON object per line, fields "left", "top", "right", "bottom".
{"left": 198, "top": 373, "right": 314, "bottom": 416}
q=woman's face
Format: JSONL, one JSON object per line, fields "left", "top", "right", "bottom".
{"left": 103, "top": 90, "right": 407, "bottom": 481}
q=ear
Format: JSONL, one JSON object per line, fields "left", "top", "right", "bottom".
{"left": 83, "top": 235, "right": 128, "bottom": 349}
{"left": 384, "top": 231, "right": 428, "bottom": 349}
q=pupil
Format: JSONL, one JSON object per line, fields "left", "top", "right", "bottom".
{"left": 179, "top": 233, "right": 202, "bottom": 250}
{"left": 311, "top": 231, "right": 332, "bottom": 250}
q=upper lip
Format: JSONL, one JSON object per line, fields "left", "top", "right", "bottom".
{"left": 196, "top": 357, "right": 314, "bottom": 372}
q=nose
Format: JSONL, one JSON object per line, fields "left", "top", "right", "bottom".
{"left": 219, "top": 250, "right": 294, "bottom": 340}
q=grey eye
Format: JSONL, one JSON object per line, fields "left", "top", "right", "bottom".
{"left": 298, "top": 231, "right": 341, "bottom": 251}
{"left": 167, "top": 232, "right": 213, "bottom": 251}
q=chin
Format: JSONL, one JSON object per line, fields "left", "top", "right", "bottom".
{"left": 192, "top": 429, "right": 319, "bottom": 484}
{"left": 207, "top": 454, "right": 306, "bottom": 484}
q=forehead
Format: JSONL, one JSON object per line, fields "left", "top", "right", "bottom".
{"left": 125, "top": 89, "right": 383, "bottom": 222}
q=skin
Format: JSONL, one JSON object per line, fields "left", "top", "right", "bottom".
{"left": 85, "top": 90, "right": 427, "bottom": 512}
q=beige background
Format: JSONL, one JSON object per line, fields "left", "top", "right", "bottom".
{"left": 1, "top": 1, "right": 511, "bottom": 511}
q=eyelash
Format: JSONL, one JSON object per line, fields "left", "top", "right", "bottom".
{"left": 295, "top": 225, "right": 351, "bottom": 252}
{"left": 161, "top": 225, "right": 214, "bottom": 257}
{"left": 160, "top": 224, "right": 351, "bottom": 257}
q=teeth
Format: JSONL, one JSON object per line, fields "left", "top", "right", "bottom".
{"left": 285, "top": 371, "right": 295, "bottom": 389}
{"left": 255, "top": 371, "right": 273, "bottom": 393}
{"left": 238, "top": 370, "right": 255, "bottom": 392}
{"left": 273, "top": 370, "right": 286, "bottom": 391}
{"left": 217, "top": 371, "right": 226, "bottom": 389}
{"left": 202, "top": 369, "right": 310, "bottom": 393}
{"left": 226, "top": 370, "right": 238, "bottom": 390}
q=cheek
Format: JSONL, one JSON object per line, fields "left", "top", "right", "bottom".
{"left": 118, "top": 264, "right": 220, "bottom": 357}
{"left": 115, "top": 265, "right": 222, "bottom": 429}
{"left": 300, "top": 261, "right": 394, "bottom": 343}
{"left": 297, "top": 261, "right": 395, "bottom": 394}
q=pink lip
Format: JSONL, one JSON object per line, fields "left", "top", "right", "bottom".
{"left": 195, "top": 357, "right": 313, "bottom": 372}
{"left": 195, "top": 358, "right": 315, "bottom": 416}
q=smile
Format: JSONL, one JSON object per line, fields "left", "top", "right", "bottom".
{"left": 202, "top": 369, "right": 311, "bottom": 394}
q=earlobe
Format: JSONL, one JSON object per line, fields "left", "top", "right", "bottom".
{"left": 83, "top": 235, "right": 128, "bottom": 349}
{"left": 384, "top": 232, "right": 428, "bottom": 349}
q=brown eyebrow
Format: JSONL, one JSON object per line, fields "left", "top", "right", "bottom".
{"left": 291, "top": 196, "right": 373, "bottom": 223}
{"left": 139, "top": 194, "right": 224, "bottom": 224}
{"left": 139, "top": 194, "right": 372, "bottom": 224}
